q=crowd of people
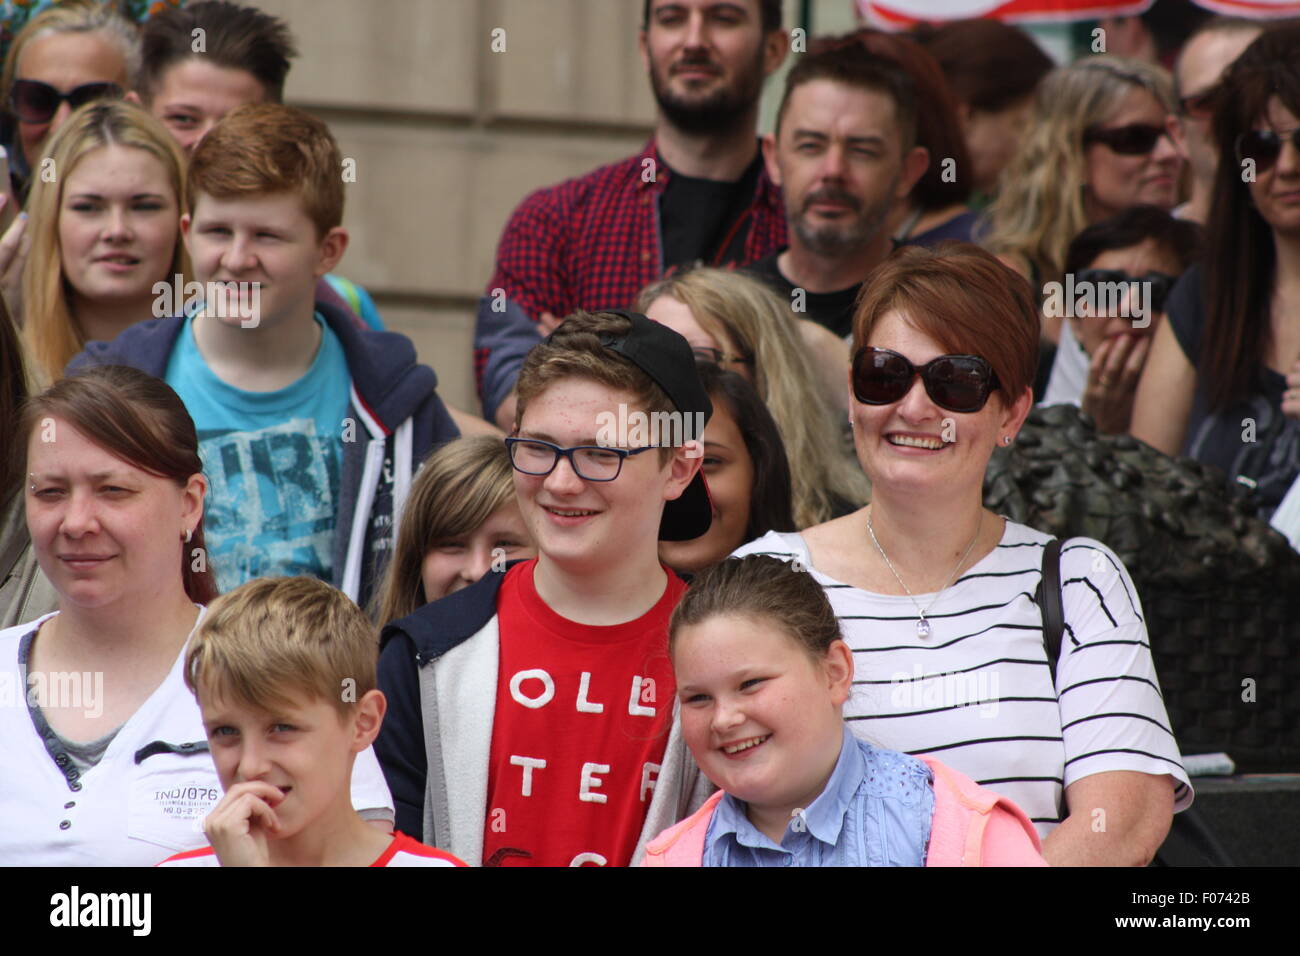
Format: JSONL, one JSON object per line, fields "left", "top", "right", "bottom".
{"left": 0, "top": 0, "right": 1295, "bottom": 868}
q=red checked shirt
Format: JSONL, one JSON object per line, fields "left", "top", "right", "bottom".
{"left": 482, "top": 561, "right": 685, "bottom": 867}
{"left": 475, "top": 138, "right": 786, "bottom": 398}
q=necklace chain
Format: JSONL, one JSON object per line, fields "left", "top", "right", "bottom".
{"left": 866, "top": 507, "right": 983, "bottom": 637}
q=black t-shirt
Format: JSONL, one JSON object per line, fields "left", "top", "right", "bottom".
{"left": 746, "top": 250, "right": 860, "bottom": 340}
{"left": 1166, "top": 263, "right": 1300, "bottom": 518}
{"left": 659, "top": 153, "right": 762, "bottom": 271}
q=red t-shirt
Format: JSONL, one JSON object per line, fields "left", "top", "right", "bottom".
{"left": 482, "top": 560, "right": 684, "bottom": 867}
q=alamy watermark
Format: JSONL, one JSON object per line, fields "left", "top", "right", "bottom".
{"left": 1, "top": 670, "right": 103, "bottom": 717}
{"left": 153, "top": 274, "right": 262, "bottom": 328}
{"left": 595, "top": 403, "right": 705, "bottom": 458}
{"left": 889, "top": 664, "right": 1000, "bottom": 718}
{"left": 1041, "top": 274, "right": 1153, "bottom": 329}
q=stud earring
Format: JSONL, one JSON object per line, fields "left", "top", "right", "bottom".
{"left": 1002, "top": 436, "right": 1012, "bottom": 446}
{"left": 183, "top": 527, "right": 193, "bottom": 543}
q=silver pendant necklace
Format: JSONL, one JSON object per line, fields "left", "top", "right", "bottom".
{"left": 866, "top": 507, "right": 983, "bottom": 639}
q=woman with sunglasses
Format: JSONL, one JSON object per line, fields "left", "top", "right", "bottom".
{"left": 22, "top": 100, "right": 188, "bottom": 384}
{"left": 984, "top": 56, "right": 1183, "bottom": 348}
{"left": 736, "top": 244, "right": 1190, "bottom": 867}
{"left": 1043, "top": 205, "right": 1202, "bottom": 434}
{"left": 637, "top": 268, "right": 868, "bottom": 528}
{"left": 0, "top": 0, "right": 137, "bottom": 199}
{"left": 1133, "top": 25, "right": 1300, "bottom": 519}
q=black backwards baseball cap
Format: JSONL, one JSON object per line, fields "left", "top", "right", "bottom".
{"left": 550, "top": 309, "right": 714, "bottom": 541}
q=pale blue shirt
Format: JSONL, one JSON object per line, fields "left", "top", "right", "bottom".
{"left": 702, "top": 727, "right": 935, "bottom": 867}
{"left": 163, "top": 313, "right": 351, "bottom": 592}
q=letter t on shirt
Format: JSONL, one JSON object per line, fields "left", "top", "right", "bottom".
{"left": 482, "top": 561, "right": 684, "bottom": 867}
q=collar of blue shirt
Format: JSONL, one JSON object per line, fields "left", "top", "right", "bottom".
{"left": 711, "top": 726, "right": 864, "bottom": 851}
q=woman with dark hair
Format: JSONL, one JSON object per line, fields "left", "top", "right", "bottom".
{"left": 1044, "top": 205, "right": 1203, "bottom": 433}
{"left": 914, "top": 18, "right": 1055, "bottom": 200}
{"left": 659, "top": 363, "right": 795, "bottom": 573}
{"left": 736, "top": 243, "right": 1190, "bottom": 866}
{"left": 0, "top": 365, "right": 394, "bottom": 864}
{"left": 0, "top": 294, "right": 57, "bottom": 626}
{"left": 1132, "top": 24, "right": 1300, "bottom": 518}
{"left": 814, "top": 29, "right": 977, "bottom": 246}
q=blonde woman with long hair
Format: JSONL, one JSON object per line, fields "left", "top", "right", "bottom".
{"left": 982, "top": 56, "right": 1181, "bottom": 343}
{"left": 372, "top": 436, "right": 535, "bottom": 627}
{"left": 638, "top": 268, "right": 869, "bottom": 528}
{"left": 22, "top": 99, "right": 189, "bottom": 384}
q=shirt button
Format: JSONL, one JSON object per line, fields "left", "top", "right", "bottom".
{"left": 70, "top": 782, "right": 82, "bottom": 792}
{"left": 55, "top": 754, "right": 68, "bottom": 766}
{"left": 640, "top": 251, "right": 651, "bottom": 262}
{"left": 59, "top": 820, "right": 71, "bottom": 830}
{"left": 64, "top": 801, "right": 75, "bottom": 809}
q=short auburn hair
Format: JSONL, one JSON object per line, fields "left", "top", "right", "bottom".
{"left": 852, "top": 243, "right": 1039, "bottom": 405}
{"left": 514, "top": 310, "right": 676, "bottom": 464}
{"left": 187, "top": 103, "right": 343, "bottom": 238}
{"left": 185, "top": 576, "right": 376, "bottom": 718}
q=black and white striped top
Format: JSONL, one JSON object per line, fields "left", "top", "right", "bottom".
{"left": 734, "top": 521, "right": 1193, "bottom": 837}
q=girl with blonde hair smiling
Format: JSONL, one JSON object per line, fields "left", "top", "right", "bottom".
{"left": 22, "top": 99, "right": 189, "bottom": 383}
{"left": 637, "top": 268, "right": 868, "bottom": 528}
{"left": 372, "top": 436, "right": 535, "bottom": 627}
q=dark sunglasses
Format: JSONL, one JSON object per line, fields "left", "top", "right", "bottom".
{"left": 691, "top": 346, "right": 752, "bottom": 367}
{"left": 1073, "top": 269, "right": 1178, "bottom": 313}
{"left": 851, "top": 347, "right": 1000, "bottom": 414}
{"left": 9, "top": 78, "right": 122, "bottom": 124}
{"left": 1178, "top": 85, "right": 1220, "bottom": 120}
{"left": 1235, "top": 126, "right": 1300, "bottom": 173}
{"left": 1083, "top": 123, "right": 1171, "bottom": 155}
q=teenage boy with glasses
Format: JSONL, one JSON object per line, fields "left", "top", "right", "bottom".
{"left": 376, "top": 311, "right": 715, "bottom": 867}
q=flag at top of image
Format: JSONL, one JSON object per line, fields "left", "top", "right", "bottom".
{"left": 858, "top": 0, "right": 1300, "bottom": 29}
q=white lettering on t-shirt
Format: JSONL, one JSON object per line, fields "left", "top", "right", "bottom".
{"left": 509, "top": 755, "right": 547, "bottom": 796}
{"left": 579, "top": 763, "right": 610, "bottom": 803}
{"left": 569, "top": 852, "right": 608, "bottom": 866}
{"left": 628, "top": 676, "right": 655, "bottom": 717}
{"left": 640, "top": 762, "right": 660, "bottom": 802}
{"left": 509, "top": 669, "right": 555, "bottom": 709}
{"left": 575, "top": 671, "right": 604, "bottom": 714}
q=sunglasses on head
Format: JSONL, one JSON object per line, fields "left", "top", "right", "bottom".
{"left": 851, "top": 347, "right": 1000, "bottom": 414}
{"left": 1235, "top": 126, "right": 1300, "bottom": 174}
{"left": 1083, "top": 123, "right": 1170, "bottom": 155}
{"left": 1178, "top": 85, "right": 1219, "bottom": 121}
{"left": 1073, "top": 268, "right": 1178, "bottom": 313}
{"left": 9, "top": 78, "right": 122, "bottom": 124}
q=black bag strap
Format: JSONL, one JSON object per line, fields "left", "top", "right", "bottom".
{"left": 1037, "top": 538, "right": 1064, "bottom": 680}
{"left": 1035, "top": 536, "right": 1235, "bottom": 866}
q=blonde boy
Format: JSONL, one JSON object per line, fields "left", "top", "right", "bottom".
{"left": 158, "top": 577, "right": 463, "bottom": 867}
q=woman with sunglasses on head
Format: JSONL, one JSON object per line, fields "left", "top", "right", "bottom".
{"left": 1043, "top": 205, "right": 1203, "bottom": 434}
{"left": 736, "top": 243, "right": 1191, "bottom": 867}
{"left": 21, "top": 100, "right": 188, "bottom": 384}
{"left": 637, "top": 268, "right": 868, "bottom": 528}
{"left": 1, "top": 0, "right": 137, "bottom": 200}
{"left": 984, "top": 56, "right": 1183, "bottom": 348}
{"left": 1133, "top": 25, "right": 1300, "bottom": 520}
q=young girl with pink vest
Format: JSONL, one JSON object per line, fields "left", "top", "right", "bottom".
{"left": 642, "top": 555, "right": 1048, "bottom": 867}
